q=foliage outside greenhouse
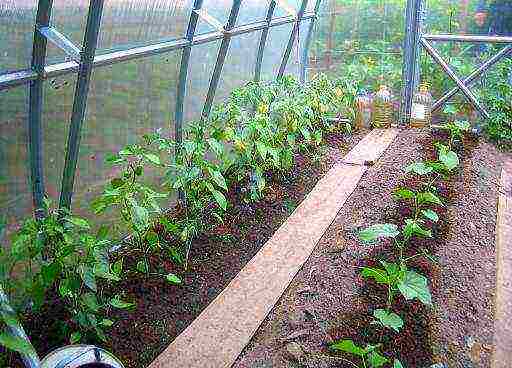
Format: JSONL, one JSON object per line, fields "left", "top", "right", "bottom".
{"left": 1, "top": 0, "right": 512, "bottom": 368}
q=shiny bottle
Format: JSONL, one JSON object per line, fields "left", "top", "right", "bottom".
{"left": 411, "top": 83, "right": 433, "bottom": 128}
{"left": 355, "top": 89, "right": 372, "bottom": 130}
{"left": 372, "top": 85, "right": 394, "bottom": 128}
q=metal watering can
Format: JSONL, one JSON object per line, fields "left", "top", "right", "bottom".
{"left": 41, "top": 345, "right": 124, "bottom": 368}
{"left": 1, "top": 286, "right": 124, "bottom": 368}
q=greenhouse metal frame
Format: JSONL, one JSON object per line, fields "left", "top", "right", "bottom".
{"left": 0, "top": 0, "right": 321, "bottom": 219}
{"left": 2, "top": 1, "right": 512, "bottom": 367}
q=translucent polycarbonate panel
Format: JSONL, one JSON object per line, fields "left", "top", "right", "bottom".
{"left": 424, "top": 0, "right": 483, "bottom": 35}
{"left": 71, "top": 54, "right": 179, "bottom": 224}
{"left": 0, "top": 1, "right": 37, "bottom": 73}
{"left": 97, "top": 0, "right": 189, "bottom": 53}
{"left": 259, "top": 23, "right": 294, "bottom": 80}
{"left": 213, "top": 30, "right": 262, "bottom": 105}
{"left": 274, "top": 0, "right": 300, "bottom": 18}
{"left": 0, "top": 86, "right": 32, "bottom": 239}
{"left": 49, "top": 0, "right": 189, "bottom": 60}
{"left": 184, "top": 40, "right": 220, "bottom": 122}
{"left": 236, "top": 0, "right": 271, "bottom": 25}
{"left": 42, "top": 74, "right": 77, "bottom": 201}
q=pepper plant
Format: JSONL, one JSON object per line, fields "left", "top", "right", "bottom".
{"left": 0, "top": 199, "right": 130, "bottom": 344}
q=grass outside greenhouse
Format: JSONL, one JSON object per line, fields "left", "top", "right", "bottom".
{"left": 0, "top": 1, "right": 512, "bottom": 368}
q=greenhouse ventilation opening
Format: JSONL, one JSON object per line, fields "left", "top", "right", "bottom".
{"left": 1, "top": 0, "right": 512, "bottom": 367}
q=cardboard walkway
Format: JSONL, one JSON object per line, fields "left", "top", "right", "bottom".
{"left": 493, "top": 161, "right": 512, "bottom": 368}
{"left": 149, "top": 129, "right": 400, "bottom": 368}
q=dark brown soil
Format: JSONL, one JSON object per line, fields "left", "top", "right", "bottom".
{"left": 233, "top": 129, "right": 506, "bottom": 368}
{"left": 8, "top": 131, "right": 364, "bottom": 368}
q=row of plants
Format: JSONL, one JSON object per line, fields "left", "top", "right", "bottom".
{"left": 0, "top": 74, "right": 358, "bottom": 360}
{"left": 327, "top": 119, "right": 471, "bottom": 367}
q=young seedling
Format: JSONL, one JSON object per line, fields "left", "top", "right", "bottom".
{"left": 329, "top": 339, "right": 390, "bottom": 368}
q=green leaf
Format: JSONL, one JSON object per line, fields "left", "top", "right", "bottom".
{"left": 439, "top": 150, "right": 459, "bottom": 171}
{"left": 143, "top": 153, "right": 161, "bottom": 165}
{"left": 397, "top": 270, "right": 432, "bottom": 305}
{"left": 207, "top": 138, "right": 224, "bottom": 156}
{"left": 206, "top": 182, "right": 228, "bottom": 211}
{"left": 41, "top": 262, "right": 62, "bottom": 286}
{"left": 256, "top": 141, "right": 267, "bottom": 160}
{"left": 393, "top": 188, "right": 416, "bottom": 200}
{"left": 80, "top": 266, "right": 97, "bottom": 292}
{"left": 67, "top": 216, "right": 91, "bottom": 230}
{"left": 405, "top": 162, "right": 433, "bottom": 176}
{"left": 359, "top": 224, "right": 400, "bottom": 243}
{"left": 330, "top": 339, "right": 366, "bottom": 357}
{"left": 165, "top": 273, "right": 182, "bottom": 285}
{"left": 209, "top": 169, "right": 228, "bottom": 191}
{"left": 100, "top": 319, "right": 114, "bottom": 327}
{"left": 82, "top": 292, "right": 100, "bottom": 312}
{"left": 368, "top": 350, "right": 389, "bottom": 368}
{"left": 0, "top": 332, "right": 34, "bottom": 355}
{"left": 394, "top": 359, "right": 405, "bottom": 368}
{"left": 454, "top": 120, "right": 471, "bottom": 131}
{"left": 111, "top": 177, "right": 125, "bottom": 189}
{"left": 361, "top": 267, "right": 389, "bottom": 284}
{"left": 111, "top": 259, "right": 123, "bottom": 276}
{"left": 134, "top": 166, "right": 143, "bottom": 176}
{"left": 136, "top": 260, "right": 149, "bottom": 274}
{"left": 132, "top": 205, "right": 150, "bottom": 229}
{"left": 146, "top": 230, "right": 159, "bottom": 247}
{"left": 421, "top": 209, "right": 439, "bottom": 223}
{"left": 373, "top": 309, "right": 404, "bottom": 333}
{"left": 70, "top": 331, "right": 82, "bottom": 344}
{"left": 403, "top": 219, "right": 432, "bottom": 239}
{"left": 110, "top": 295, "right": 135, "bottom": 309}
{"left": 417, "top": 192, "right": 443, "bottom": 206}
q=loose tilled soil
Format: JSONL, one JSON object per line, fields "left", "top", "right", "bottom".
{"left": 233, "top": 129, "right": 508, "bottom": 368}
{"left": 8, "top": 131, "right": 364, "bottom": 368}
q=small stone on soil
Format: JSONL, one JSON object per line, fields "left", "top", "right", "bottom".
{"left": 285, "top": 342, "right": 305, "bottom": 363}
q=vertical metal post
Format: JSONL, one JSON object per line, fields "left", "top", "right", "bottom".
{"left": 400, "top": 0, "right": 423, "bottom": 126}
{"left": 28, "top": 0, "right": 54, "bottom": 218}
{"left": 254, "top": 0, "right": 277, "bottom": 82}
{"left": 300, "top": 0, "right": 322, "bottom": 83}
{"left": 59, "top": 0, "right": 105, "bottom": 209}
{"left": 201, "top": 0, "right": 242, "bottom": 119}
{"left": 277, "top": 0, "right": 308, "bottom": 79}
{"left": 176, "top": 0, "right": 203, "bottom": 149}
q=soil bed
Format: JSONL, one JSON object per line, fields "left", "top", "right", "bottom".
{"left": 234, "top": 129, "right": 507, "bottom": 368}
{"left": 12, "top": 131, "right": 364, "bottom": 368}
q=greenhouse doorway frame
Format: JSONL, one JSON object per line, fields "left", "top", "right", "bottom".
{"left": 401, "top": 0, "right": 512, "bottom": 125}
{"left": 0, "top": 0, "right": 322, "bottom": 221}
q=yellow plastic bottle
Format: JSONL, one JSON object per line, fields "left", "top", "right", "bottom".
{"left": 372, "top": 85, "right": 393, "bottom": 128}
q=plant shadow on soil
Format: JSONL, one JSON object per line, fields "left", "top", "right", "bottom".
{"left": 325, "top": 130, "right": 479, "bottom": 367}
{"left": 9, "top": 131, "right": 363, "bottom": 368}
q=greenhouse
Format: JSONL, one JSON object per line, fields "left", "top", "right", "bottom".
{"left": 0, "top": 0, "right": 511, "bottom": 367}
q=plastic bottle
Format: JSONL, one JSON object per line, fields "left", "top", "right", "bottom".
{"left": 355, "top": 89, "right": 372, "bottom": 129}
{"left": 411, "top": 83, "right": 433, "bottom": 128}
{"left": 372, "top": 85, "right": 394, "bottom": 128}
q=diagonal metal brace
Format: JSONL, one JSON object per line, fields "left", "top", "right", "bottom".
{"left": 420, "top": 37, "right": 490, "bottom": 119}
{"left": 432, "top": 45, "right": 512, "bottom": 112}
{"left": 194, "top": 8, "right": 227, "bottom": 34}
{"left": 38, "top": 26, "right": 81, "bottom": 63}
